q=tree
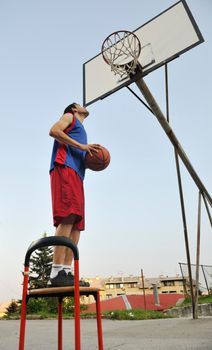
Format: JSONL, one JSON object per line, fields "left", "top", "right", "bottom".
{"left": 27, "top": 233, "right": 58, "bottom": 314}
{"left": 24, "top": 232, "right": 84, "bottom": 315}
{"left": 6, "top": 299, "right": 19, "bottom": 315}
{"left": 29, "top": 232, "right": 53, "bottom": 289}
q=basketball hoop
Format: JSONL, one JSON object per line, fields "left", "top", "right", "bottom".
{"left": 101, "top": 30, "right": 141, "bottom": 78}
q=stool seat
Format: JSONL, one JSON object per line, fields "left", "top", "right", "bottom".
{"left": 28, "top": 286, "right": 103, "bottom": 298}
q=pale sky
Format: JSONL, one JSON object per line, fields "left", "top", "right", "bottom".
{"left": 0, "top": 0, "right": 211, "bottom": 302}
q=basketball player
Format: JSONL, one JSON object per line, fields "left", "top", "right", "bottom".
{"left": 48, "top": 103, "right": 100, "bottom": 287}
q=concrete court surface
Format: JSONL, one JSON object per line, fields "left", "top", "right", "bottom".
{"left": 0, "top": 317, "right": 212, "bottom": 349}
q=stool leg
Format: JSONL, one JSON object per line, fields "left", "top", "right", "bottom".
{"left": 19, "top": 266, "right": 29, "bottom": 350}
{"left": 96, "top": 291, "right": 103, "bottom": 350}
{"left": 58, "top": 297, "right": 63, "bottom": 350}
{"left": 74, "top": 259, "right": 81, "bottom": 350}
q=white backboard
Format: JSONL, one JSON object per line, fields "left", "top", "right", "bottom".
{"left": 83, "top": 0, "right": 204, "bottom": 106}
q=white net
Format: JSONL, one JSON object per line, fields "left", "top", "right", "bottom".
{"left": 202, "top": 265, "right": 212, "bottom": 293}
{"left": 179, "top": 263, "right": 212, "bottom": 295}
{"left": 102, "top": 31, "right": 141, "bottom": 78}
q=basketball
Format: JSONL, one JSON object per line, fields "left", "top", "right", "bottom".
{"left": 85, "top": 146, "right": 110, "bottom": 171}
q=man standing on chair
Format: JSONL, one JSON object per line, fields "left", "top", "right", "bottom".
{"left": 48, "top": 103, "right": 100, "bottom": 287}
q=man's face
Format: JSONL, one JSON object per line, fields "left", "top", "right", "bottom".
{"left": 75, "top": 104, "right": 89, "bottom": 117}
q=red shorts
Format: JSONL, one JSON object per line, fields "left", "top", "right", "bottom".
{"left": 50, "top": 165, "right": 85, "bottom": 230}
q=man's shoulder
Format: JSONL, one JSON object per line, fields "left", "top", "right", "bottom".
{"left": 61, "top": 112, "right": 74, "bottom": 123}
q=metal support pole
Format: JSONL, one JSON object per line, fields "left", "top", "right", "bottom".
{"left": 174, "top": 150, "right": 195, "bottom": 318}
{"left": 165, "top": 64, "right": 170, "bottom": 123}
{"left": 194, "top": 191, "right": 202, "bottom": 319}
{"left": 74, "top": 259, "right": 81, "bottom": 350}
{"left": 19, "top": 267, "right": 29, "bottom": 350}
{"left": 141, "top": 269, "right": 146, "bottom": 310}
{"left": 127, "top": 86, "right": 154, "bottom": 115}
{"left": 58, "top": 297, "right": 63, "bottom": 350}
{"left": 96, "top": 292, "right": 104, "bottom": 350}
{"left": 202, "top": 192, "right": 212, "bottom": 228}
{"left": 135, "top": 77, "right": 212, "bottom": 208}
{"left": 179, "top": 263, "right": 188, "bottom": 296}
{"left": 201, "top": 265, "right": 210, "bottom": 295}
{"left": 164, "top": 66, "right": 195, "bottom": 317}
{"left": 135, "top": 75, "right": 200, "bottom": 317}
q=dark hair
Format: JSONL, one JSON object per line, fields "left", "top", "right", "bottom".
{"left": 64, "top": 103, "right": 77, "bottom": 114}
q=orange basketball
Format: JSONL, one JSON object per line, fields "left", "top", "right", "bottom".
{"left": 85, "top": 146, "right": 111, "bottom": 171}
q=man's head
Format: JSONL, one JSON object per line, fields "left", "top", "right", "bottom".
{"left": 64, "top": 103, "right": 89, "bottom": 118}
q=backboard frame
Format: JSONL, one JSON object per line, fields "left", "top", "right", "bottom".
{"left": 83, "top": 0, "right": 204, "bottom": 107}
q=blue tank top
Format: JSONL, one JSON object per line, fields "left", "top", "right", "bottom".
{"left": 50, "top": 117, "right": 87, "bottom": 180}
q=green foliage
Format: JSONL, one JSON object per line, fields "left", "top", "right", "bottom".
{"left": 16, "top": 297, "right": 86, "bottom": 318}
{"left": 45, "top": 298, "right": 59, "bottom": 313}
{"left": 78, "top": 309, "right": 170, "bottom": 320}
{"left": 25, "top": 232, "right": 58, "bottom": 314}
{"left": 182, "top": 295, "right": 212, "bottom": 306}
{"left": 29, "top": 233, "right": 53, "bottom": 289}
{"left": 18, "top": 296, "right": 78, "bottom": 315}
{"left": 5, "top": 299, "right": 19, "bottom": 315}
{"left": 102, "top": 309, "right": 169, "bottom": 320}
{"left": 25, "top": 297, "right": 58, "bottom": 314}
{"left": 27, "top": 298, "right": 45, "bottom": 313}
{"left": 63, "top": 297, "right": 75, "bottom": 314}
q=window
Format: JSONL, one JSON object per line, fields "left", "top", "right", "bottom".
{"left": 128, "top": 283, "right": 137, "bottom": 288}
{"left": 163, "top": 281, "right": 174, "bottom": 286}
{"left": 177, "top": 281, "right": 183, "bottom": 286}
{"left": 106, "top": 294, "right": 112, "bottom": 299}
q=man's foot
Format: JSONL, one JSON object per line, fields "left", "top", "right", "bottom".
{"left": 47, "top": 270, "right": 90, "bottom": 287}
{"left": 67, "top": 272, "right": 90, "bottom": 287}
{"left": 47, "top": 269, "right": 74, "bottom": 287}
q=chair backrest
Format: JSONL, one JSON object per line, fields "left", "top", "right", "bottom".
{"left": 24, "top": 236, "right": 79, "bottom": 267}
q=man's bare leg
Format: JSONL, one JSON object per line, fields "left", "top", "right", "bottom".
{"left": 48, "top": 215, "right": 79, "bottom": 286}
{"left": 63, "top": 229, "right": 80, "bottom": 266}
{"left": 53, "top": 223, "right": 74, "bottom": 265}
{"left": 53, "top": 214, "right": 79, "bottom": 264}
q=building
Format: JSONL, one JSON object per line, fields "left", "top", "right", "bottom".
{"left": 82, "top": 274, "right": 191, "bottom": 304}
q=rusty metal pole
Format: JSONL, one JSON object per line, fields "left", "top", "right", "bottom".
{"left": 174, "top": 149, "right": 195, "bottom": 318}
{"left": 202, "top": 192, "right": 212, "bottom": 228}
{"left": 141, "top": 269, "right": 146, "bottom": 310}
{"left": 201, "top": 265, "right": 210, "bottom": 295}
{"left": 194, "top": 191, "right": 202, "bottom": 319}
{"left": 164, "top": 65, "right": 195, "bottom": 312}
{"left": 135, "top": 76, "right": 201, "bottom": 318}
{"left": 179, "top": 263, "right": 188, "bottom": 296}
{"left": 135, "top": 77, "right": 212, "bottom": 208}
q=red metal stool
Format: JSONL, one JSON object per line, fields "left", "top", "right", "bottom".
{"left": 18, "top": 236, "right": 104, "bottom": 350}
